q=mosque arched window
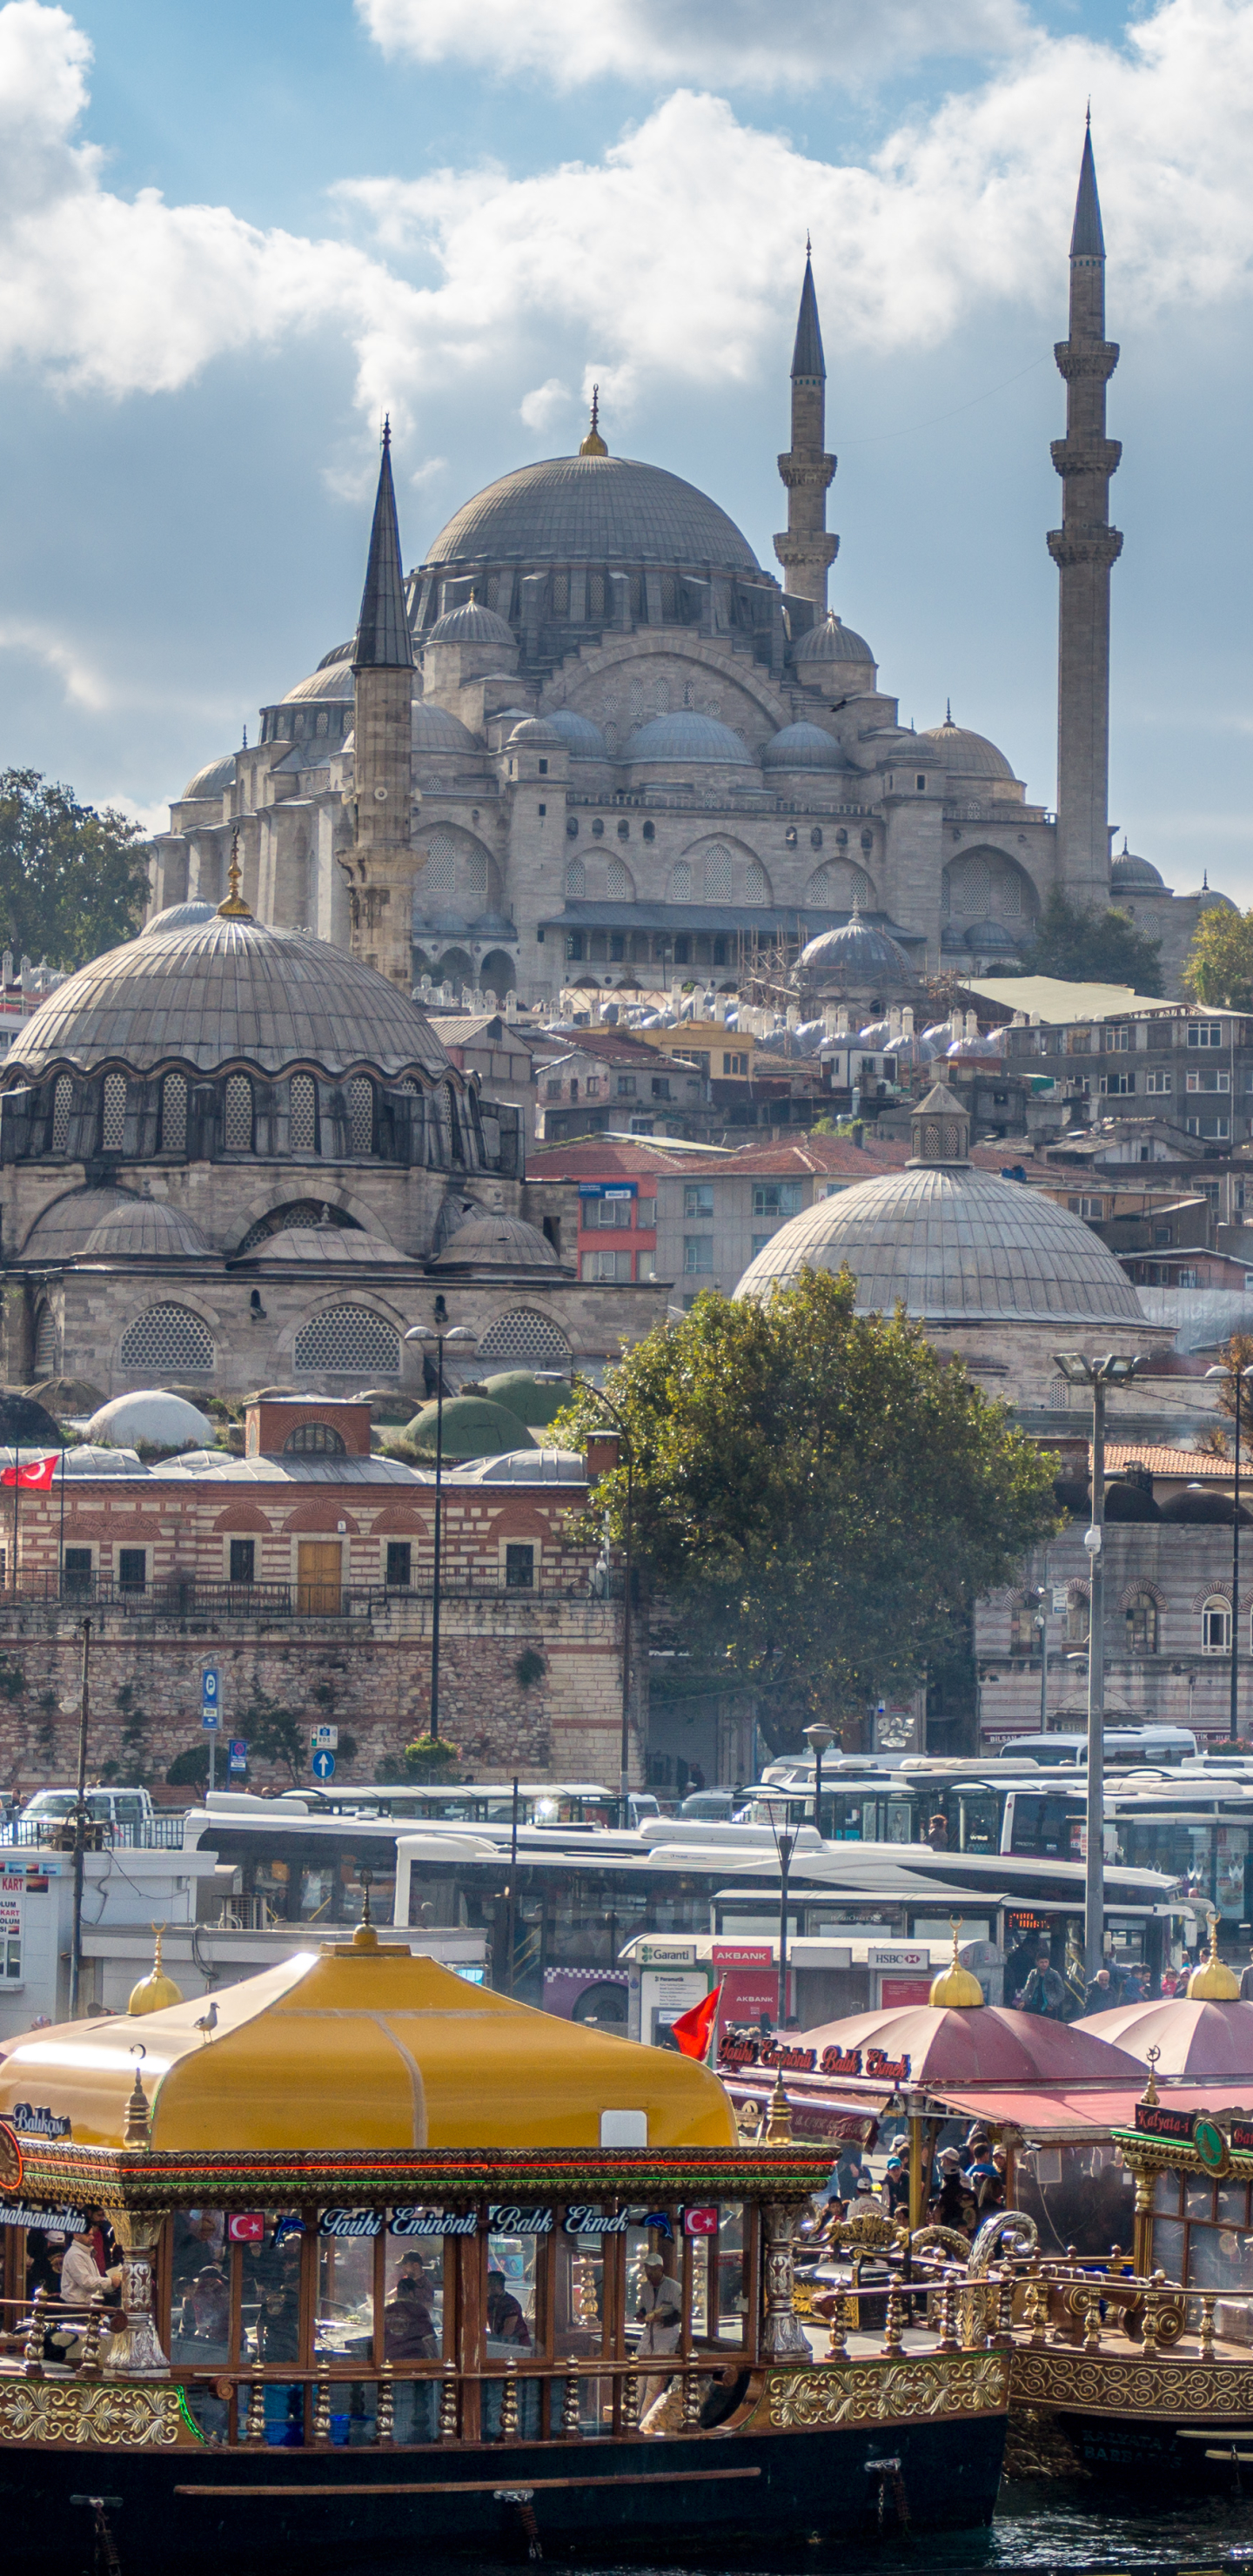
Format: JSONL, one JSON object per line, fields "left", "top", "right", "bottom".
{"left": 565, "top": 859, "right": 586, "bottom": 900}
{"left": 159, "top": 1073, "right": 187, "bottom": 1157}
{"left": 702, "top": 846, "right": 734, "bottom": 900}
{"left": 744, "top": 861, "right": 768, "bottom": 907}
{"left": 606, "top": 860, "right": 633, "bottom": 902}
{"left": 1203, "top": 1597, "right": 1232, "bottom": 1654}
{"left": 477, "top": 1307, "right": 571, "bottom": 1367}
{"left": 292, "top": 1305, "right": 400, "bottom": 1376}
{"left": 50, "top": 1077, "right": 72, "bottom": 1155}
{"left": 33, "top": 1305, "right": 56, "bottom": 1377}
{"left": 1125, "top": 1593, "right": 1159, "bottom": 1654}
{"left": 100, "top": 1072, "right": 127, "bottom": 1153}
{"left": 119, "top": 1303, "right": 215, "bottom": 1373}
{"left": 223, "top": 1073, "right": 253, "bottom": 1151}
{"left": 347, "top": 1077, "right": 374, "bottom": 1156}
{"left": 810, "top": 828, "right": 823, "bottom": 851}
{"left": 668, "top": 862, "right": 692, "bottom": 903}
{"left": 283, "top": 1421, "right": 346, "bottom": 1455}
{"left": 289, "top": 1074, "right": 318, "bottom": 1155}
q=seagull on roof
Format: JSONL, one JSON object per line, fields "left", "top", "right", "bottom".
{"left": 194, "top": 2000, "right": 218, "bottom": 2044}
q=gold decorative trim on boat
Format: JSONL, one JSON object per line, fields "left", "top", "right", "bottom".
{"left": 0, "top": 2381, "right": 198, "bottom": 2447}
{"left": 764, "top": 2352, "right": 1009, "bottom": 2430}
{"left": 1010, "top": 2346, "right": 1253, "bottom": 2420}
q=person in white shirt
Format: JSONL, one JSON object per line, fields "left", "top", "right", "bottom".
{"left": 60, "top": 2232, "right": 123, "bottom": 2306}
{"left": 635, "top": 2252, "right": 682, "bottom": 2414}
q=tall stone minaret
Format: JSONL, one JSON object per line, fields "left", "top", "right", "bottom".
{"left": 1048, "top": 124, "right": 1122, "bottom": 906}
{"left": 349, "top": 419, "right": 416, "bottom": 989}
{"left": 774, "top": 249, "right": 837, "bottom": 611}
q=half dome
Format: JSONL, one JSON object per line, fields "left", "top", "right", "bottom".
{"left": 181, "top": 755, "right": 236, "bottom": 802}
{"left": 734, "top": 1161, "right": 1148, "bottom": 1328}
{"left": 794, "top": 614, "right": 874, "bottom": 667}
{"left": 430, "top": 1212, "right": 559, "bottom": 1268}
{"left": 412, "top": 702, "right": 479, "bottom": 752}
{"left": 282, "top": 663, "right": 354, "bottom": 704}
{"left": 625, "top": 713, "right": 752, "bottom": 768}
{"left": 82, "top": 1201, "right": 213, "bottom": 1258}
{"left": 761, "top": 722, "right": 847, "bottom": 773}
{"left": 544, "top": 709, "right": 609, "bottom": 761}
{"left": 425, "top": 600, "right": 516, "bottom": 649}
{"left": 424, "top": 454, "right": 760, "bottom": 575}
{"left": 3, "top": 917, "right": 454, "bottom": 1080}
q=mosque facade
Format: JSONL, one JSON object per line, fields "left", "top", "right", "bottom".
{"left": 146, "top": 134, "right": 1223, "bottom": 1010}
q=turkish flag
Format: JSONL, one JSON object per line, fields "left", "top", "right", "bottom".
{"left": 0, "top": 1454, "right": 59, "bottom": 1490}
{"left": 684, "top": 2206, "right": 719, "bottom": 2237}
{"left": 669, "top": 1983, "right": 721, "bottom": 2062}
{"left": 228, "top": 2213, "right": 265, "bottom": 2243}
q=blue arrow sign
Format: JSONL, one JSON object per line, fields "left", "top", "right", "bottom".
{"left": 311, "top": 1748, "right": 336, "bottom": 1781}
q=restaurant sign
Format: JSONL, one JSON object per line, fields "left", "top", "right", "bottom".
{"left": 10, "top": 2105, "right": 71, "bottom": 2140}
{"left": 318, "top": 2207, "right": 480, "bottom": 2238}
{"left": 1134, "top": 2101, "right": 1253, "bottom": 2157}
{"left": 718, "top": 2035, "right": 911, "bottom": 2084}
{"left": 0, "top": 2202, "right": 85, "bottom": 2233}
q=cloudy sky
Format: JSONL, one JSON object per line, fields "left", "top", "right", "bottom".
{"left": 2, "top": 0, "right": 1251, "bottom": 895}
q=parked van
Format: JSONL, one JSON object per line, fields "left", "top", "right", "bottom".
{"left": 996, "top": 1727, "right": 1198, "bottom": 1768}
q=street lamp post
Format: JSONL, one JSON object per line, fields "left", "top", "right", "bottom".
{"left": 1053, "top": 1351, "right": 1144, "bottom": 1979}
{"left": 802, "top": 1721, "right": 835, "bottom": 1838}
{"left": 403, "top": 1322, "right": 478, "bottom": 1741}
{"left": 1204, "top": 1359, "right": 1253, "bottom": 1745}
{"left": 762, "top": 1794, "right": 801, "bottom": 2027}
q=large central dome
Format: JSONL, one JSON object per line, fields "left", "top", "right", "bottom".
{"left": 4, "top": 916, "right": 453, "bottom": 1080}
{"left": 423, "top": 453, "right": 760, "bottom": 574}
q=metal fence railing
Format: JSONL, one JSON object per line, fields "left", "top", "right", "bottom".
{"left": 0, "top": 1573, "right": 617, "bottom": 1617}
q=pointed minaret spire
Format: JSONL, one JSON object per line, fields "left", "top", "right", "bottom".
{"left": 349, "top": 419, "right": 416, "bottom": 989}
{"left": 353, "top": 418, "right": 414, "bottom": 672}
{"left": 1048, "top": 122, "right": 1122, "bottom": 906}
{"left": 580, "top": 385, "right": 608, "bottom": 458}
{"left": 774, "top": 249, "right": 837, "bottom": 614}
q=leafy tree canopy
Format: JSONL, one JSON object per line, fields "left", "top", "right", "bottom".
{"left": 0, "top": 768, "right": 150, "bottom": 969}
{"left": 553, "top": 1271, "right": 1060, "bottom": 1748}
{"left": 1183, "top": 905, "right": 1253, "bottom": 1011}
{"left": 1016, "top": 889, "right": 1163, "bottom": 996}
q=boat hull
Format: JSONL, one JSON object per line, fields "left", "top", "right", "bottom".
{"left": 0, "top": 2416, "right": 1008, "bottom": 2569}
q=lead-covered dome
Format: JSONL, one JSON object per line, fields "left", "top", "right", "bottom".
{"left": 735, "top": 1163, "right": 1147, "bottom": 1327}
{"left": 3, "top": 916, "right": 453, "bottom": 1081}
{"left": 761, "top": 722, "right": 847, "bottom": 773}
{"left": 430, "top": 1212, "right": 559, "bottom": 1269}
{"left": 282, "top": 663, "right": 354, "bottom": 704}
{"left": 920, "top": 716, "right": 1015, "bottom": 782}
{"left": 82, "top": 1201, "right": 213, "bottom": 1258}
{"left": 626, "top": 713, "right": 752, "bottom": 767}
{"left": 424, "top": 455, "right": 759, "bottom": 574}
{"left": 412, "top": 702, "right": 478, "bottom": 752}
{"left": 142, "top": 903, "right": 218, "bottom": 936}
{"left": 181, "top": 755, "right": 236, "bottom": 802}
{"left": 545, "top": 709, "right": 608, "bottom": 761}
{"left": 794, "top": 614, "right": 874, "bottom": 667}
{"left": 425, "top": 600, "right": 516, "bottom": 649}
{"left": 800, "top": 919, "right": 913, "bottom": 979}
{"left": 1111, "top": 849, "right": 1166, "bottom": 893}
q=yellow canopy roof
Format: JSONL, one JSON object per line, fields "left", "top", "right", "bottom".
{"left": 0, "top": 1933, "right": 734, "bottom": 2153}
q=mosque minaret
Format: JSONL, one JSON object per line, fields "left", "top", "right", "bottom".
{"left": 1049, "top": 121, "right": 1122, "bottom": 907}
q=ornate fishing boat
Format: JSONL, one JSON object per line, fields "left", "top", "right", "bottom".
{"left": 0, "top": 1910, "right": 1010, "bottom": 2567}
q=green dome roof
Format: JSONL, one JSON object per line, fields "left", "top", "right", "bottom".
{"left": 482, "top": 1371, "right": 567, "bottom": 1429}
{"left": 404, "top": 1396, "right": 539, "bottom": 1461}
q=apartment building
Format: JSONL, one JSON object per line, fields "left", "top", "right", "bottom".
{"left": 1005, "top": 1005, "right": 1253, "bottom": 1150}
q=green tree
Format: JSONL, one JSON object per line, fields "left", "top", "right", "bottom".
{"left": 1183, "top": 905, "right": 1253, "bottom": 1010}
{"left": 1018, "top": 889, "right": 1163, "bottom": 995}
{"left": 244, "top": 1692, "right": 306, "bottom": 1786}
{"left": 552, "top": 1271, "right": 1059, "bottom": 1749}
{"left": 0, "top": 769, "right": 150, "bottom": 969}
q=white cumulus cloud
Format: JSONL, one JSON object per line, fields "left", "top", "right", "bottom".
{"left": 356, "top": 0, "right": 1030, "bottom": 91}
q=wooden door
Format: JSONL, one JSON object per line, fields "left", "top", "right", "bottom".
{"left": 297, "top": 1540, "right": 342, "bottom": 1616}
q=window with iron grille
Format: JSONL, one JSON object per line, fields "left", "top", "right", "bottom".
{"left": 224, "top": 1072, "right": 253, "bottom": 1150}
{"left": 100, "top": 1071, "right": 126, "bottom": 1150}
{"left": 33, "top": 1305, "right": 56, "bottom": 1375}
{"left": 1125, "top": 1593, "right": 1159, "bottom": 1654}
{"left": 385, "top": 1540, "right": 412, "bottom": 1590}
{"left": 64, "top": 1547, "right": 91, "bottom": 1596}
{"left": 506, "top": 1543, "right": 535, "bottom": 1590}
{"left": 348, "top": 1077, "right": 374, "bottom": 1154}
{"left": 160, "top": 1073, "right": 187, "bottom": 1156}
{"left": 117, "top": 1548, "right": 147, "bottom": 1593}
{"left": 283, "top": 1421, "right": 346, "bottom": 1454}
{"left": 606, "top": 860, "right": 632, "bottom": 901}
{"left": 119, "top": 1304, "right": 215, "bottom": 1372}
{"left": 289, "top": 1074, "right": 318, "bottom": 1153}
{"left": 292, "top": 1306, "right": 400, "bottom": 1375}
{"left": 477, "top": 1308, "right": 569, "bottom": 1366}
{"left": 229, "top": 1539, "right": 256, "bottom": 1585}
{"left": 702, "top": 845, "right": 734, "bottom": 900}
{"left": 565, "top": 859, "right": 586, "bottom": 899}
{"left": 51, "top": 1077, "right": 72, "bottom": 1153}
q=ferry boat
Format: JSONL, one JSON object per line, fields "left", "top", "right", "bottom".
{"left": 0, "top": 1903, "right": 1010, "bottom": 2567}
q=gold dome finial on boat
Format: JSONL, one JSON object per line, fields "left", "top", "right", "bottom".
{"left": 765, "top": 2069, "right": 793, "bottom": 2143}
{"left": 1188, "top": 1914, "right": 1241, "bottom": 2000}
{"left": 352, "top": 1868, "right": 379, "bottom": 1951}
{"left": 128, "top": 1925, "right": 184, "bottom": 2016}
{"left": 929, "top": 1917, "right": 984, "bottom": 2009}
{"left": 123, "top": 2044, "right": 151, "bottom": 2150}
{"left": 1141, "top": 2043, "right": 1161, "bottom": 2109}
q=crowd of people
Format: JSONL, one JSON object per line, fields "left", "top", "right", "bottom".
{"left": 813, "top": 2123, "right": 1008, "bottom": 2244}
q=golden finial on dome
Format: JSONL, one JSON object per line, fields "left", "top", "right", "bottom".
{"left": 128, "top": 1924, "right": 184, "bottom": 2017}
{"left": 352, "top": 1867, "right": 379, "bottom": 1951}
{"left": 579, "top": 386, "right": 608, "bottom": 459}
{"left": 1188, "top": 1913, "right": 1241, "bottom": 2000}
{"left": 123, "top": 2043, "right": 151, "bottom": 2151}
{"left": 929, "top": 1917, "right": 984, "bottom": 2009}
{"left": 217, "top": 828, "right": 251, "bottom": 919}
{"left": 764, "top": 2068, "right": 793, "bottom": 2143}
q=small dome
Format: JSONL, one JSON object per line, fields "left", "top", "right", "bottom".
{"left": 543, "top": 710, "right": 609, "bottom": 761}
{"left": 430, "top": 1212, "right": 559, "bottom": 1269}
{"left": 412, "top": 703, "right": 478, "bottom": 752}
{"left": 1189, "top": 1918, "right": 1242, "bottom": 2002}
{"left": 625, "top": 713, "right": 752, "bottom": 768}
{"left": 181, "top": 755, "right": 237, "bottom": 802}
{"left": 452, "top": 1448, "right": 586, "bottom": 1482}
{"left": 19, "top": 1189, "right": 146, "bottom": 1262}
{"left": 245, "top": 1227, "right": 407, "bottom": 1265}
{"left": 128, "top": 1929, "right": 184, "bottom": 2017}
{"left": 964, "top": 920, "right": 1022, "bottom": 955}
{"left": 1111, "top": 849, "right": 1166, "bottom": 893}
{"left": 482, "top": 1370, "right": 567, "bottom": 1428}
{"left": 1104, "top": 1469, "right": 1161, "bottom": 1523}
{"left": 281, "top": 662, "right": 355, "bottom": 704}
{"left": 794, "top": 614, "right": 874, "bottom": 667}
{"left": 143, "top": 903, "right": 218, "bottom": 936}
{"left": 799, "top": 919, "right": 914, "bottom": 981}
{"left": 86, "top": 1391, "right": 216, "bottom": 1447}
{"left": 404, "top": 1396, "right": 538, "bottom": 1463}
{"left": 928, "top": 1928, "right": 983, "bottom": 2009}
{"left": 425, "top": 600, "right": 516, "bottom": 649}
{"left": 1159, "top": 1483, "right": 1250, "bottom": 1525}
{"left": 920, "top": 717, "right": 1015, "bottom": 782}
{"left": 508, "top": 717, "right": 564, "bottom": 749}
{"left": 82, "top": 1202, "right": 213, "bottom": 1258}
{"left": 761, "top": 722, "right": 847, "bottom": 773}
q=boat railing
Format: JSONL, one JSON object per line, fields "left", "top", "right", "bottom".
{"left": 995, "top": 2251, "right": 1209, "bottom": 2355}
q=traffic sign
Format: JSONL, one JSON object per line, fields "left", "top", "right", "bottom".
{"left": 201, "top": 1670, "right": 221, "bottom": 1731}
{"left": 228, "top": 1740, "right": 247, "bottom": 1772}
{"left": 311, "top": 1748, "right": 336, "bottom": 1781}
{"left": 311, "top": 1724, "right": 338, "bottom": 1750}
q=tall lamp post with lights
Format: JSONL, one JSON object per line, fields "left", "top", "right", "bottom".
{"left": 403, "top": 1321, "right": 478, "bottom": 1741}
{"left": 1203, "top": 1358, "right": 1253, "bottom": 1745}
{"left": 1052, "top": 1351, "right": 1143, "bottom": 1977}
{"left": 802, "top": 1722, "right": 835, "bottom": 1838}
{"left": 760, "top": 1793, "right": 802, "bottom": 2028}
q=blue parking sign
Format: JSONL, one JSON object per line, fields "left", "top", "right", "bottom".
{"left": 202, "top": 1668, "right": 220, "bottom": 1730}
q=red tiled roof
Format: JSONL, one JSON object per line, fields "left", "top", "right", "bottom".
{"left": 525, "top": 1138, "right": 701, "bottom": 1180}
{"left": 1102, "top": 1442, "right": 1232, "bottom": 1478}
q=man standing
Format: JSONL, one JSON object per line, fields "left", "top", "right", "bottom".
{"left": 1018, "top": 1948, "right": 1069, "bottom": 2019}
